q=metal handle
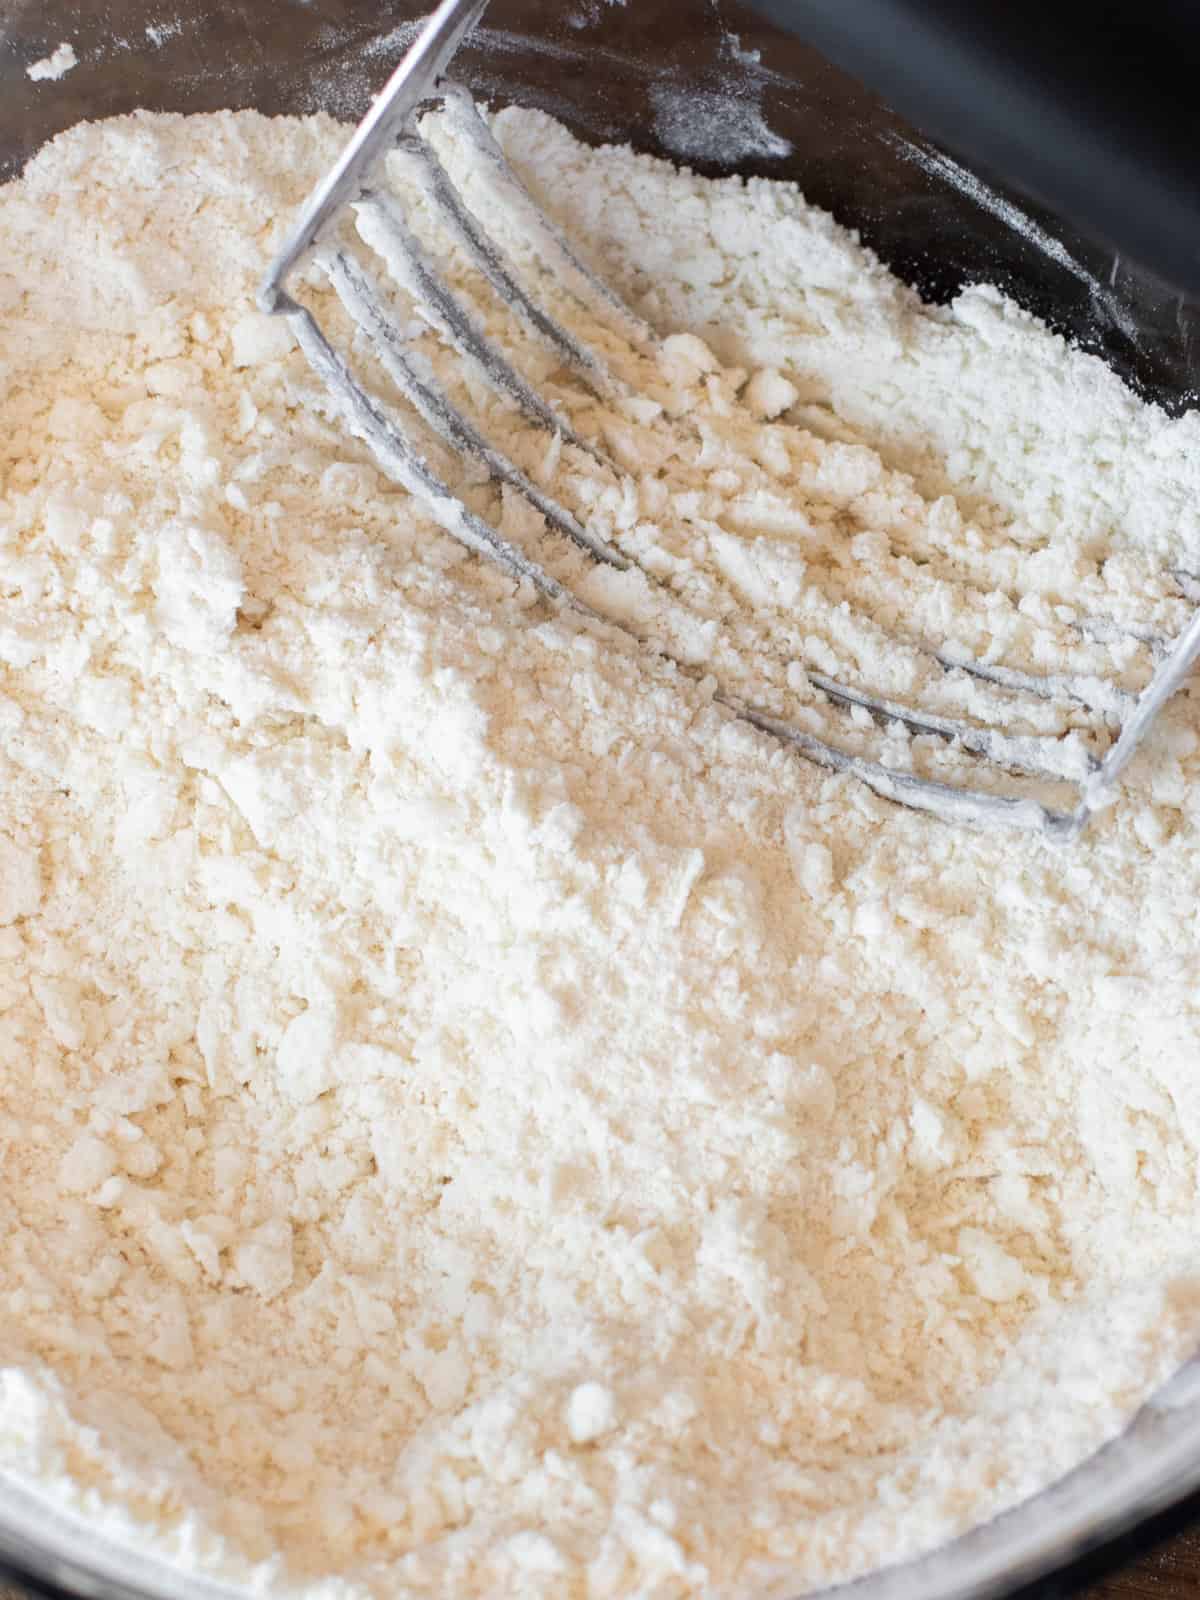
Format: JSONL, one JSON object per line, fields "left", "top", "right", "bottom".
{"left": 259, "top": 0, "right": 489, "bottom": 313}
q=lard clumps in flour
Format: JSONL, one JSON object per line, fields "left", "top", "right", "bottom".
{"left": 2, "top": 104, "right": 1200, "bottom": 1599}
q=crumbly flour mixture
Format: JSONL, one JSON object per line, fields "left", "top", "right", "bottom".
{"left": 3, "top": 103, "right": 1200, "bottom": 1600}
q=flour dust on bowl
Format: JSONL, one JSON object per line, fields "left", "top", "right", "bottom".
{"left": 2, "top": 4, "right": 1200, "bottom": 1599}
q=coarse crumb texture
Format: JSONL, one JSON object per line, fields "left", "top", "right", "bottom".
{"left": 1, "top": 105, "right": 1200, "bottom": 1600}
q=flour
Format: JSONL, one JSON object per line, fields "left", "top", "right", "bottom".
{"left": 648, "top": 83, "right": 793, "bottom": 164}
{"left": 646, "top": 29, "right": 793, "bottom": 165}
{"left": 885, "top": 134, "right": 1146, "bottom": 351}
{"left": 24, "top": 43, "right": 78, "bottom": 82}
{"left": 2, "top": 103, "right": 1200, "bottom": 1600}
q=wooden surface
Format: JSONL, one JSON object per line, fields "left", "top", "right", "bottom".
{"left": 2, "top": 1529, "right": 1200, "bottom": 1599}
{"left": 1089, "top": 1527, "right": 1200, "bottom": 1599}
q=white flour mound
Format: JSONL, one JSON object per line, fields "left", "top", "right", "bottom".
{"left": 2, "top": 105, "right": 1200, "bottom": 1599}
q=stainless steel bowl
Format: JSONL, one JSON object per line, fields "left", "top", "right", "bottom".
{"left": 2, "top": 3, "right": 1199, "bottom": 1596}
